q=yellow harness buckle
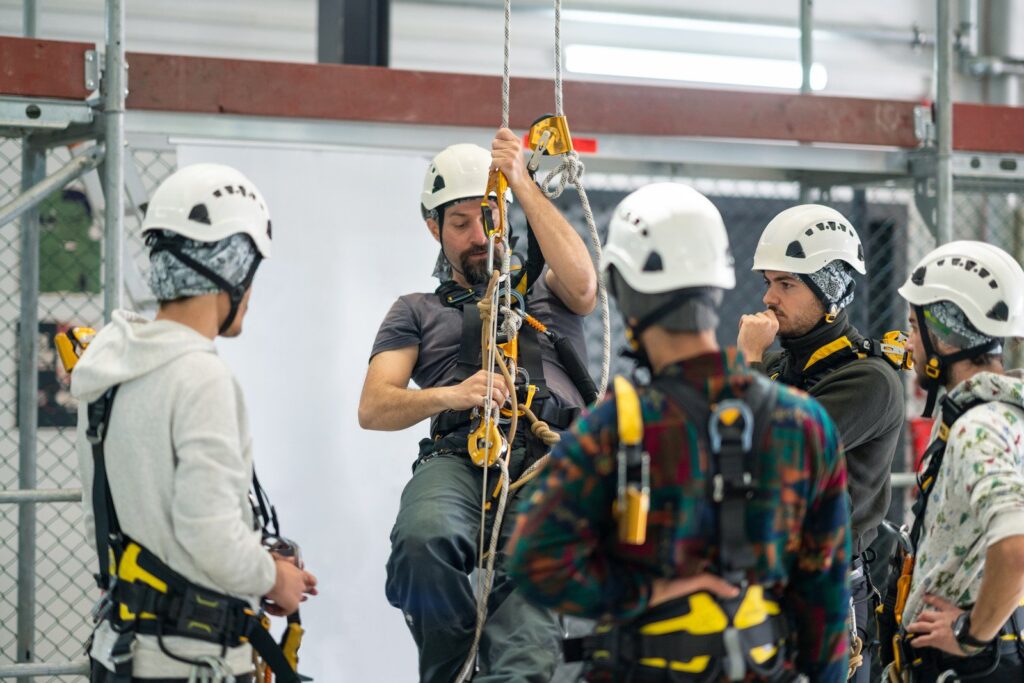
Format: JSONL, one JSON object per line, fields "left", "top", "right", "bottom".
{"left": 612, "top": 376, "right": 650, "bottom": 545}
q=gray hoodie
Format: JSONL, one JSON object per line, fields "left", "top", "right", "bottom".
{"left": 72, "top": 310, "right": 276, "bottom": 677}
{"left": 903, "top": 370, "right": 1024, "bottom": 623}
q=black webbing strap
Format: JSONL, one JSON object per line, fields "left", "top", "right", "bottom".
{"left": 86, "top": 385, "right": 122, "bottom": 588}
{"left": 652, "top": 375, "right": 776, "bottom": 581}
{"left": 518, "top": 320, "right": 550, "bottom": 400}
{"left": 909, "top": 395, "right": 982, "bottom": 553}
{"left": 453, "top": 302, "right": 484, "bottom": 381}
{"left": 85, "top": 387, "right": 305, "bottom": 682}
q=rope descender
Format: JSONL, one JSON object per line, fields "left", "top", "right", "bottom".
{"left": 527, "top": 114, "right": 574, "bottom": 173}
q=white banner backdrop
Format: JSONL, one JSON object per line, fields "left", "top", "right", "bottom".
{"left": 177, "top": 141, "right": 442, "bottom": 681}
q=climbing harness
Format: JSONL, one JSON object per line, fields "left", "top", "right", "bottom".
{"left": 768, "top": 330, "right": 913, "bottom": 388}
{"left": 764, "top": 327, "right": 911, "bottom": 679}
{"left": 57, "top": 335, "right": 308, "bottom": 683}
{"left": 83, "top": 386, "right": 308, "bottom": 683}
{"left": 876, "top": 395, "right": 1024, "bottom": 681}
{"left": 84, "top": 386, "right": 309, "bottom": 683}
{"left": 565, "top": 375, "right": 800, "bottom": 682}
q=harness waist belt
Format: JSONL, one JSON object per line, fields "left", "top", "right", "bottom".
{"left": 563, "top": 586, "right": 790, "bottom": 678}
{"left": 431, "top": 399, "right": 579, "bottom": 440}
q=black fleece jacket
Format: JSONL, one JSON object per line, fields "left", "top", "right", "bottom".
{"left": 751, "top": 311, "right": 905, "bottom": 549}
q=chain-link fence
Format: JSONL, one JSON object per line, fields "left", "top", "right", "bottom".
{"left": 0, "top": 136, "right": 176, "bottom": 681}
{"left": 1, "top": 130, "right": 1022, "bottom": 678}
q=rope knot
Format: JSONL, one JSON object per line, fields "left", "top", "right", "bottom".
{"left": 540, "top": 151, "right": 585, "bottom": 199}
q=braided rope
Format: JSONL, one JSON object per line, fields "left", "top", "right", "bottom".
{"left": 538, "top": 0, "right": 610, "bottom": 397}
{"left": 502, "top": 0, "right": 511, "bottom": 128}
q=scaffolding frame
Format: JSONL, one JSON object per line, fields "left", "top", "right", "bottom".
{"left": 0, "top": 0, "right": 1022, "bottom": 679}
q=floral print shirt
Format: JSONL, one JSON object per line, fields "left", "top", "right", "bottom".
{"left": 903, "top": 370, "right": 1024, "bottom": 623}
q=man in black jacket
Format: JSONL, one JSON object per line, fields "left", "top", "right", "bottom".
{"left": 738, "top": 204, "right": 906, "bottom": 682}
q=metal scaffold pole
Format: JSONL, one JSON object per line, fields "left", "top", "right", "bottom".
{"left": 15, "top": 143, "right": 44, "bottom": 683}
{"left": 936, "top": 0, "right": 954, "bottom": 245}
{"left": 800, "top": 0, "right": 814, "bottom": 94}
{"left": 102, "top": 0, "right": 127, "bottom": 320}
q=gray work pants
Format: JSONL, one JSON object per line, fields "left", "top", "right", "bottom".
{"left": 385, "top": 451, "right": 560, "bottom": 683}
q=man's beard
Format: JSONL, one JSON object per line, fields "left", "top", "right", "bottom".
{"left": 458, "top": 246, "right": 502, "bottom": 286}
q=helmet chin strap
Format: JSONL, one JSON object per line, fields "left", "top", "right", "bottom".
{"left": 914, "top": 304, "right": 1000, "bottom": 417}
{"left": 796, "top": 272, "right": 854, "bottom": 325}
{"left": 622, "top": 289, "right": 709, "bottom": 371}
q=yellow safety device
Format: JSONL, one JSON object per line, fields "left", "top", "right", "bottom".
{"left": 527, "top": 114, "right": 574, "bottom": 172}
{"left": 611, "top": 375, "right": 650, "bottom": 546}
{"left": 481, "top": 169, "right": 509, "bottom": 240}
{"left": 55, "top": 326, "right": 96, "bottom": 372}
{"left": 281, "top": 621, "right": 305, "bottom": 671}
{"left": 468, "top": 413, "right": 507, "bottom": 468}
{"left": 879, "top": 330, "right": 914, "bottom": 370}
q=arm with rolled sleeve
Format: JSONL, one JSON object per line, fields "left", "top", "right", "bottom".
{"left": 506, "top": 400, "right": 652, "bottom": 620}
{"left": 170, "top": 369, "right": 275, "bottom": 599}
{"left": 784, "top": 402, "right": 852, "bottom": 682}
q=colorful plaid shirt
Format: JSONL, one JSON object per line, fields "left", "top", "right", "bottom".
{"left": 507, "top": 349, "right": 851, "bottom": 681}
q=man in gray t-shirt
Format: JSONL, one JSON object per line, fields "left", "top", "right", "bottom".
{"left": 359, "top": 129, "right": 596, "bottom": 682}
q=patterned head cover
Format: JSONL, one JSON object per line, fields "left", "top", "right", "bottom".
{"left": 432, "top": 247, "right": 453, "bottom": 281}
{"left": 148, "top": 231, "right": 259, "bottom": 302}
{"left": 923, "top": 300, "right": 1001, "bottom": 352}
{"left": 804, "top": 260, "right": 856, "bottom": 311}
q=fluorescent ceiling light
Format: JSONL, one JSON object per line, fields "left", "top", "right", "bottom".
{"left": 561, "top": 9, "right": 801, "bottom": 40}
{"left": 566, "top": 44, "right": 828, "bottom": 91}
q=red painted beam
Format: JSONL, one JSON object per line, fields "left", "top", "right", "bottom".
{"left": 124, "top": 51, "right": 921, "bottom": 149}
{"left": 952, "top": 103, "right": 1024, "bottom": 155}
{"left": 0, "top": 36, "right": 93, "bottom": 101}
{"left": 2, "top": 36, "right": 1023, "bottom": 154}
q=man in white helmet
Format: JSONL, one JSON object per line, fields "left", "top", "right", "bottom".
{"left": 71, "top": 164, "right": 317, "bottom": 682}
{"left": 877, "top": 241, "right": 1024, "bottom": 681}
{"left": 739, "top": 205, "right": 906, "bottom": 679}
{"left": 508, "top": 183, "right": 851, "bottom": 682}
{"left": 359, "top": 129, "right": 596, "bottom": 682}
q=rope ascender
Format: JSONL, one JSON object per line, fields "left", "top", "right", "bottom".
{"left": 455, "top": 0, "right": 612, "bottom": 678}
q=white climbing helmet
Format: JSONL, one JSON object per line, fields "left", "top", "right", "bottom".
{"left": 142, "top": 163, "right": 272, "bottom": 258}
{"left": 752, "top": 204, "right": 865, "bottom": 275}
{"left": 601, "top": 182, "right": 735, "bottom": 293}
{"left": 898, "top": 240, "right": 1024, "bottom": 338}
{"left": 420, "top": 143, "right": 510, "bottom": 216}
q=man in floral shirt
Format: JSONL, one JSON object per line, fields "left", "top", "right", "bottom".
{"left": 508, "top": 183, "right": 851, "bottom": 682}
{"left": 898, "top": 241, "right": 1024, "bottom": 680}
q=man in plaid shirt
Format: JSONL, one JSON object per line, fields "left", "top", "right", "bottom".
{"left": 508, "top": 183, "right": 851, "bottom": 682}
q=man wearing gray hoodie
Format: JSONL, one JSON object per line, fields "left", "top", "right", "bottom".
{"left": 72, "top": 164, "right": 316, "bottom": 682}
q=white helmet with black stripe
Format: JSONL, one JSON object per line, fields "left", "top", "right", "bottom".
{"left": 752, "top": 204, "right": 865, "bottom": 275}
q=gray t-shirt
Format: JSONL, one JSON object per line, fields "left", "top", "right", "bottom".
{"left": 370, "top": 273, "right": 587, "bottom": 419}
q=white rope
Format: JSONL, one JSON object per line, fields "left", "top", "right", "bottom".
{"left": 538, "top": 0, "right": 611, "bottom": 397}
{"left": 455, "top": 456, "right": 511, "bottom": 683}
{"left": 502, "top": 0, "right": 511, "bottom": 129}
{"left": 553, "top": 0, "right": 563, "bottom": 116}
